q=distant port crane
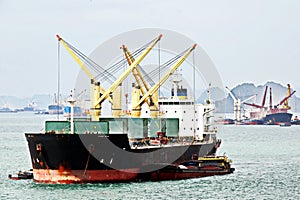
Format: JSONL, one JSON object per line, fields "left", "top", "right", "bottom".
{"left": 225, "top": 86, "right": 256, "bottom": 122}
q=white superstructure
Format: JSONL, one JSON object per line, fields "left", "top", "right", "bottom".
{"left": 138, "top": 72, "right": 215, "bottom": 140}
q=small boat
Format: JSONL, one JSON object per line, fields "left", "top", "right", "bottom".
{"left": 291, "top": 120, "right": 300, "bottom": 125}
{"left": 8, "top": 169, "right": 33, "bottom": 180}
{"left": 291, "top": 116, "right": 300, "bottom": 125}
{"left": 0, "top": 107, "right": 17, "bottom": 113}
{"left": 279, "top": 122, "right": 291, "bottom": 127}
{"left": 145, "top": 156, "right": 235, "bottom": 181}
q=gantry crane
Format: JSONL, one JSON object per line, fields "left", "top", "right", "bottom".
{"left": 225, "top": 86, "right": 257, "bottom": 121}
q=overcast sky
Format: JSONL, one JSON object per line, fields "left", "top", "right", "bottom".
{"left": 1, "top": 0, "right": 300, "bottom": 98}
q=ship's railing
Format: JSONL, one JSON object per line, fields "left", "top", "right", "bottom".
{"left": 129, "top": 133, "right": 217, "bottom": 149}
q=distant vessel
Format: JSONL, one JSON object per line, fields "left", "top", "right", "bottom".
{"left": 18, "top": 101, "right": 44, "bottom": 112}
{"left": 0, "top": 107, "right": 17, "bottom": 113}
{"left": 35, "top": 104, "right": 64, "bottom": 115}
{"left": 0, "top": 103, "right": 17, "bottom": 113}
{"left": 244, "top": 84, "right": 295, "bottom": 125}
{"left": 35, "top": 93, "right": 64, "bottom": 115}
{"left": 291, "top": 116, "right": 300, "bottom": 125}
{"left": 25, "top": 34, "right": 224, "bottom": 183}
{"left": 23, "top": 102, "right": 37, "bottom": 111}
{"left": 63, "top": 106, "right": 86, "bottom": 117}
{"left": 47, "top": 104, "right": 64, "bottom": 115}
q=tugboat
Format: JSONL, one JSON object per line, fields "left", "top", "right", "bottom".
{"left": 25, "top": 34, "right": 227, "bottom": 183}
{"left": 145, "top": 156, "right": 234, "bottom": 181}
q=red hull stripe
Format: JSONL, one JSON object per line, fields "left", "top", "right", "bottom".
{"left": 33, "top": 169, "right": 139, "bottom": 184}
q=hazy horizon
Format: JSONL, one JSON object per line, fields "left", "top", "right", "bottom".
{"left": 1, "top": 0, "right": 300, "bottom": 97}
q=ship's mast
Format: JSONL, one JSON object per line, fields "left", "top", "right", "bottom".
{"left": 170, "top": 70, "right": 183, "bottom": 100}
{"left": 67, "top": 91, "right": 76, "bottom": 134}
{"left": 269, "top": 87, "right": 273, "bottom": 109}
{"left": 204, "top": 83, "right": 212, "bottom": 132}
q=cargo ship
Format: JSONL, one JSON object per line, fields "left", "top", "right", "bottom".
{"left": 244, "top": 85, "right": 295, "bottom": 125}
{"left": 0, "top": 103, "right": 17, "bottom": 113}
{"left": 0, "top": 107, "right": 17, "bottom": 113}
{"left": 25, "top": 34, "right": 222, "bottom": 183}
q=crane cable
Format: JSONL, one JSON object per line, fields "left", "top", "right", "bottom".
{"left": 96, "top": 38, "right": 158, "bottom": 83}
{"left": 63, "top": 40, "right": 116, "bottom": 85}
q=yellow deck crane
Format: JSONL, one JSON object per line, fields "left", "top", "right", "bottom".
{"left": 93, "top": 34, "right": 163, "bottom": 120}
{"left": 132, "top": 44, "right": 197, "bottom": 118}
{"left": 283, "top": 84, "right": 292, "bottom": 109}
{"left": 56, "top": 35, "right": 114, "bottom": 120}
{"left": 121, "top": 46, "right": 159, "bottom": 117}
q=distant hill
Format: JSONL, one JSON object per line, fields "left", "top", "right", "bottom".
{"left": 204, "top": 82, "right": 300, "bottom": 113}
{"left": 197, "top": 87, "right": 226, "bottom": 103}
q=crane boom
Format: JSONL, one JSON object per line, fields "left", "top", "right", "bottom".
{"left": 127, "top": 48, "right": 151, "bottom": 92}
{"left": 57, "top": 35, "right": 94, "bottom": 80}
{"left": 261, "top": 86, "right": 268, "bottom": 108}
{"left": 56, "top": 35, "right": 113, "bottom": 103}
{"left": 96, "top": 34, "right": 162, "bottom": 105}
{"left": 225, "top": 86, "right": 237, "bottom": 102}
{"left": 133, "top": 44, "right": 197, "bottom": 109}
{"left": 243, "top": 102, "right": 264, "bottom": 109}
{"left": 244, "top": 86, "right": 268, "bottom": 109}
{"left": 241, "top": 94, "right": 257, "bottom": 103}
{"left": 283, "top": 84, "right": 292, "bottom": 109}
{"left": 121, "top": 46, "right": 150, "bottom": 105}
{"left": 278, "top": 90, "right": 296, "bottom": 106}
{"left": 121, "top": 46, "right": 159, "bottom": 109}
{"left": 225, "top": 86, "right": 239, "bottom": 121}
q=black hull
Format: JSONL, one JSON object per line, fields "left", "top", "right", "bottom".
{"left": 263, "top": 113, "right": 293, "bottom": 125}
{"left": 25, "top": 133, "right": 218, "bottom": 183}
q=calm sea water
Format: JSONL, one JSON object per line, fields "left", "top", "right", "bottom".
{"left": 0, "top": 113, "right": 299, "bottom": 200}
